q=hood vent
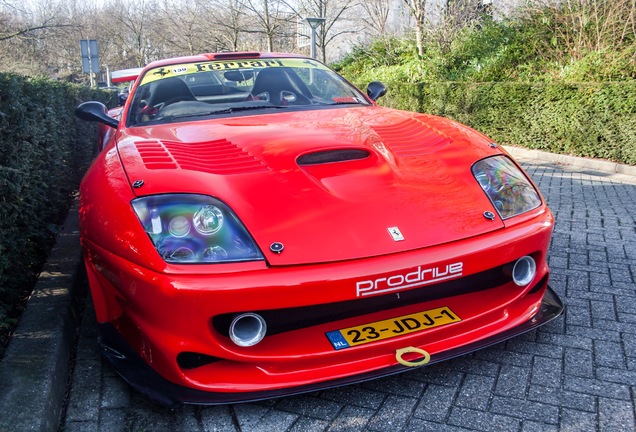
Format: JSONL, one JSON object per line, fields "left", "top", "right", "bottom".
{"left": 372, "top": 118, "right": 452, "bottom": 156}
{"left": 133, "top": 139, "right": 269, "bottom": 175}
{"left": 297, "top": 149, "right": 370, "bottom": 166}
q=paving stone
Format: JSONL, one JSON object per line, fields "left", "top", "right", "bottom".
{"left": 560, "top": 408, "right": 598, "bottom": 431}
{"left": 522, "top": 420, "right": 559, "bottom": 432}
{"left": 474, "top": 348, "right": 534, "bottom": 367}
{"left": 366, "top": 395, "right": 418, "bottom": 431}
{"left": 287, "top": 417, "right": 329, "bottom": 432}
{"left": 99, "top": 408, "right": 127, "bottom": 431}
{"left": 319, "top": 385, "right": 386, "bottom": 409}
{"left": 495, "top": 364, "right": 529, "bottom": 399}
{"left": 563, "top": 347, "right": 594, "bottom": 379}
{"left": 100, "top": 375, "right": 131, "bottom": 409}
{"left": 622, "top": 332, "right": 636, "bottom": 357}
{"left": 326, "top": 405, "right": 375, "bottom": 431}
{"left": 448, "top": 407, "right": 521, "bottom": 432}
{"left": 566, "top": 302, "right": 592, "bottom": 327}
{"left": 64, "top": 365, "right": 101, "bottom": 422}
{"left": 63, "top": 421, "right": 100, "bottom": 432}
{"left": 530, "top": 356, "right": 563, "bottom": 388}
{"left": 408, "top": 363, "right": 465, "bottom": 387}
{"left": 360, "top": 375, "right": 426, "bottom": 398}
{"left": 507, "top": 337, "right": 566, "bottom": 357}
{"left": 233, "top": 404, "right": 298, "bottom": 432}
{"left": 564, "top": 375, "right": 631, "bottom": 400}
{"left": 595, "top": 367, "right": 636, "bottom": 386}
{"left": 126, "top": 406, "right": 176, "bottom": 432}
{"left": 544, "top": 384, "right": 596, "bottom": 413}
{"left": 593, "top": 340, "right": 626, "bottom": 369}
{"left": 274, "top": 396, "right": 341, "bottom": 421}
{"left": 567, "top": 325, "right": 621, "bottom": 343}
{"left": 442, "top": 356, "right": 501, "bottom": 378}
{"left": 491, "top": 395, "right": 561, "bottom": 424}
{"left": 598, "top": 397, "right": 636, "bottom": 431}
{"left": 590, "top": 300, "right": 617, "bottom": 321}
{"left": 455, "top": 374, "right": 495, "bottom": 411}
{"left": 404, "top": 418, "right": 472, "bottom": 432}
{"left": 412, "top": 384, "right": 457, "bottom": 422}
{"left": 200, "top": 405, "right": 238, "bottom": 432}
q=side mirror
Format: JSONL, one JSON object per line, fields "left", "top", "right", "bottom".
{"left": 75, "top": 101, "right": 119, "bottom": 129}
{"left": 366, "top": 81, "right": 387, "bottom": 101}
{"left": 118, "top": 91, "right": 129, "bottom": 106}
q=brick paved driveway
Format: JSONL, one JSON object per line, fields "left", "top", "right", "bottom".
{"left": 63, "top": 159, "right": 636, "bottom": 432}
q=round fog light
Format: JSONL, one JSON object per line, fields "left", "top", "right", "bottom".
{"left": 229, "top": 313, "right": 267, "bottom": 347}
{"left": 512, "top": 256, "right": 536, "bottom": 286}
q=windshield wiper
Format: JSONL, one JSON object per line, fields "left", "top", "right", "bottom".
{"left": 152, "top": 105, "right": 288, "bottom": 122}
{"left": 222, "top": 104, "right": 289, "bottom": 112}
{"left": 325, "top": 98, "right": 366, "bottom": 106}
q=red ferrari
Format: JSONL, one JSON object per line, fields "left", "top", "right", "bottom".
{"left": 75, "top": 52, "right": 563, "bottom": 406}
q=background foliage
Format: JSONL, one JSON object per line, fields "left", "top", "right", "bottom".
{"left": 0, "top": 73, "right": 111, "bottom": 352}
{"left": 367, "top": 80, "right": 636, "bottom": 165}
{"left": 335, "top": 0, "right": 636, "bottom": 165}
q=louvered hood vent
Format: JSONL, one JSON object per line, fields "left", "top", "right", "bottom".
{"left": 133, "top": 139, "right": 269, "bottom": 175}
{"left": 297, "top": 149, "right": 370, "bottom": 166}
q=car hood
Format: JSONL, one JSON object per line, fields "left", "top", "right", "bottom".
{"left": 117, "top": 106, "right": 505, "bottom": 265}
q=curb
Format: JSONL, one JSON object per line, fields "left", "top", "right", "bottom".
{"left": 0, "top": 149, "right": 632, "bottom": 432}
{"left": 0, "top": 202, "right": 86, "bottom": 432}
{"left": 503, "top": 145, "right": 636, "bottom": 177}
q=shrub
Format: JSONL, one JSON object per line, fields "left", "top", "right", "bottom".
{"left": 0, "top": 73, "right": 112, "bottom": 352}
{"left": 368, "top": 80, "right": 636, "bottom": 165}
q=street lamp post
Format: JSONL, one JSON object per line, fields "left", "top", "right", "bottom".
{"left": 305, "top": 17, "right": 325, "bottom": 60}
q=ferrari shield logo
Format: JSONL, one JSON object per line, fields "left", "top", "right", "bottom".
{"left": 388, "top": 227, "right": 405, "bottom": 241}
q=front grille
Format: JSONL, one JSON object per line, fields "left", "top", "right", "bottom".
{"left": 213, "top": 264, "right": 513, "bottom": 337}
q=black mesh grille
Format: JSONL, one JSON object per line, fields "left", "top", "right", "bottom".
{"left": 213, "top": 265, "right": 513, "bottom": 337}
{"left": 297, "top": 149, "right": 370, "bottom": 165}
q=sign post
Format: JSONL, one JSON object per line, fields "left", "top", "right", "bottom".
{"left": 80, "top": 40, "right": 100, "bottom": 87}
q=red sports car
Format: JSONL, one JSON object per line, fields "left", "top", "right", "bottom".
{"left": 75, "top": 51, "right": 563, "bottom": 406}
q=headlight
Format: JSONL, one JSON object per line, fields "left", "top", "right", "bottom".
{"left": 131, "top": 194, "right": 264, "bottom": 264}
{"left": 472, "top": 156, "right": 541, "bottom": 219}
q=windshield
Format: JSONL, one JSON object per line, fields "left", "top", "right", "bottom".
{"left": 126, "top": 57, "right": 369, "bottom": 126}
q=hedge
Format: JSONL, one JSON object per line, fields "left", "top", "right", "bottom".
{"left": 0, "top": 73, "right": 112, "bottom": 338}
{"left": 371, "top": 81, "right": 636, "bottom": 166}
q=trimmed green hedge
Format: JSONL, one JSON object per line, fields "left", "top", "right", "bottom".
{"left": 371, "top": 81, "right": 636, "bottom": 165}
{"left": 0, "top": 73, "right": 112, "bottom": 336}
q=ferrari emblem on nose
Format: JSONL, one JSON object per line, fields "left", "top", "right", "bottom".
{"left": 388, "top": 227, "right": 405, "bottom": 241}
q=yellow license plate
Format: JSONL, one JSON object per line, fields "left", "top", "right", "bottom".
{"left": 325, "top": 306, "right": 461, "bottom": 350}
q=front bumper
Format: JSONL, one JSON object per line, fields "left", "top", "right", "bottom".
{"left": 83, "top": 206, "right": 560, "bottom": 406}
{"left": 98, "top": 286, "right": 563, "bottom": 406}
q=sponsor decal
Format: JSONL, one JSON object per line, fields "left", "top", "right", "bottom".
{"left": 139, "top": 58, "right": 330, "bottom": 86}
{"left": 356, "top": 262, "right": 464, "bottom": 297}
{"left": 193, "top": 59, "right": 285, "bottom": 72}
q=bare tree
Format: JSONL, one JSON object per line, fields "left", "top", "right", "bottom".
{"left": 243, "top": 0, "right": 295, "bottom": 51}
{"left": 103, "top": 0, "right": 163, "bottom": 67}
{"left": 360, "top": 0, "right": 392, "bottom": 37}
{"left": 0, "top": 0, "right": 73, "bottom": 42}
{"left": 210, "top": 0, "right": 247, "bottom": 51}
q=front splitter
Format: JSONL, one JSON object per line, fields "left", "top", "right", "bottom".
{"left": 97, "top": 286, "right": 564, "bottom": 407}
